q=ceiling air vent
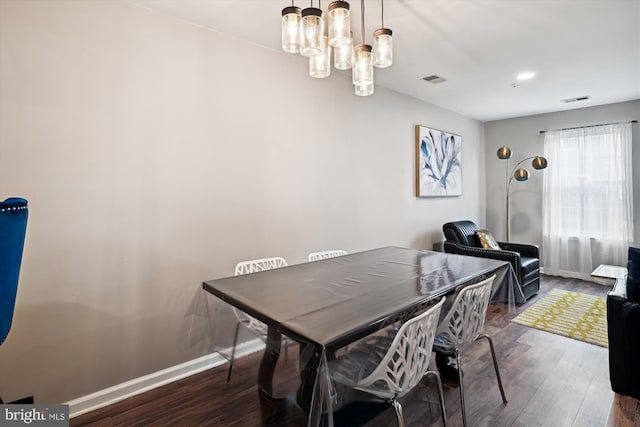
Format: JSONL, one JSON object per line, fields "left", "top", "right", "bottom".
{"left": 561, "top": 95, "right": 592, "bottom": 103}
{"left": 422, "top": 74, "right": 447, "bottom": 84}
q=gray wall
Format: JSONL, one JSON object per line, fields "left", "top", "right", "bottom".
{"left": 0, "top": 1, "right": 487, "bottom": 403}
{"left": 485, "top": 100, "right": 640, "bottom": 261}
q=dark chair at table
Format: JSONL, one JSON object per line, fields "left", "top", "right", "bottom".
{"left": 0, "top": 197, "right": 32, "bottom": 404}
{"left": 442, "top": 220, "right": 540, "bottom": 301}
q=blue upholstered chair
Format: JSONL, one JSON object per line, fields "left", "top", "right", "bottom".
{"left": 0, "top": 197, "right": 31, "bottom": 404}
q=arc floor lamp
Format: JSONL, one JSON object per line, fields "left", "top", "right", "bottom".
{"left": 497, "top": 146, "right": 548, "bottom": 241}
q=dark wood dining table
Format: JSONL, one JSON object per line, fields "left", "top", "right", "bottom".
{"left": 202, "top": 246, "right": 519, "bottom": 426}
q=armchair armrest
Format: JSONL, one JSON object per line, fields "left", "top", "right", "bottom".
{"left": 497, "top": 242, "right": 540, "bottom": 259}
{"left": 443, "top": 241, "right": 523, "bottom": 280}
{"left": 609, "top": 278, "right": 628, "bottom": 299}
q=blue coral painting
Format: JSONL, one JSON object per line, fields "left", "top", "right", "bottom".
{"left": 415, "top": 125, "right": 462, "bottom": 197}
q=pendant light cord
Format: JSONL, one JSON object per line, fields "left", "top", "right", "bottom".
{"left": 360, "top": 0, "right": 365, "bottom": 44}
{"left": 381, "top": 0, "right": 384, "bottom": 28}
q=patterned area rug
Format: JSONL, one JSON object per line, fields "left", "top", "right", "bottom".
{"left": 511, "top": 288, "right": 608, "bottom": 347}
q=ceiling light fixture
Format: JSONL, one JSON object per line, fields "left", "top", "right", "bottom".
{"left": 353, "top": 0, "right": 373, "bottom": 96}
{"left": 333, "top": 31, "right": 353, "bottom": 70}
{"left": 280, "top": 0, "right": 393, "bottom": 95}
{"left": 516, "top": 71, "right": 535, "bottom": 81}
{"left": 281, "top": 2, "right": 302, "bottom": 53}
{"left": 328, "top": 1, "right": 350, "bottom": 47}
{"left": 561, "top": 95, "right": 591, "bottom": 103}
{"left": 373, "top": 0, "right": 392, "bottom": 68}
{"left": 310, "top": 36, "right": 331, "bottom": 78}
{"left": 300, "top": 1, "right": 324, "bottom": 58}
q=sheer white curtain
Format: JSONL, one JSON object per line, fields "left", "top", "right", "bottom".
{"left": 542, "top": 123, "right": 633, "bottom": 280}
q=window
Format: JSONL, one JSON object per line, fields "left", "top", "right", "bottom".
{"left": 542, "top": 122, "right": 633, "bottom": 279}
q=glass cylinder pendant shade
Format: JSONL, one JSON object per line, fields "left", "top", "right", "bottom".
{"left": 328, "top": 1, "right": 351, "bottom": 47}
{"left": 310, "top": 37, "right": 331, "bottom": 78}
{"left": 355, "top": 81, "right": 374, "bottom": 96}
{"left": 334, "top": 32, "right": 353, "bottom": 70}
{"left": 281, "top": 6, "right": 302, "bottom": 53}
{"left": 353, "top": 44, "right": 373, "bottom": 96}
{"left": 300, "top": 7, "right": 324, "bottom": 57}
{"left": 373, "top": 28, "right": 393, "bottom": 68}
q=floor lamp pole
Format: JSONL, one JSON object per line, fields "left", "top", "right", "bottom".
{"left": 499, "top": 152, "right": 548, "bottom": 243}
{"left": 505, "top": 157, "right": 511, "bottom": 242}
{"left": 506, "top": 183, "right": 511, "bottom": 242}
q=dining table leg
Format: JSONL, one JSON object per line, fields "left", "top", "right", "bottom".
{"left": 296, "top": 342, "right": 321, "bottom": 413}
{"left": 258, "top": 326, "right": 283, "bottom": 400}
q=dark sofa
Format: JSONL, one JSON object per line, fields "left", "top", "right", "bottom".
{"left": 607, "top": 246, "right": 640, "bottom": 400}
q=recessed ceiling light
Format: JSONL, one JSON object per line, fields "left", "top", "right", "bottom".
{"left": 561, "top": 95, "right": 591, "bottom": 103}
{"left": 516, "top": 71, "right": 536, "bottom": 81}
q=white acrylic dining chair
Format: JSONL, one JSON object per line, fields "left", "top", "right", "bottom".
{"left": 432, "top": 274, "right": 506, "bottom": 427}
{"left": 227, "top": 257, "right": 288, "bottom": 384}
{"left": 308, "top": 250, "right": 348, "bottom": 261}
{"left": 329, "top": 297, "right": 448, "bottom": 427}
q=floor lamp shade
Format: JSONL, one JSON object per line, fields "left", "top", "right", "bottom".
{"left": 497, "top": 146, "right": 512, "bottom": 159}
{"left": 514, "top": 168, "right": 529, "bottom": 181}
{"left": 532, "top": 156, "right": 548, "bottom": 169}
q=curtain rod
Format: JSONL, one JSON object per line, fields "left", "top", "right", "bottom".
{"left": 539, "top": 120, "right": 637, "bottom": 134}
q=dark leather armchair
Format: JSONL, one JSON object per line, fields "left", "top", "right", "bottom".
{"left": 607, "top": 246, "right": 640, "bottom": 400}
{"left": 442, "top": 220, "right": 540, "bottom": 302}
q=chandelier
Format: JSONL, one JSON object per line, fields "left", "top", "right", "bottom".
{"left": 281, "top": 0, "right": 393, "bottom": 96}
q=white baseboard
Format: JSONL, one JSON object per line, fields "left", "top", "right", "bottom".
{"left": 67, "top": 339, "right": 265, "bottom": 418}
{"left": 541, "top": 267, "right": 613, "bottom": 286}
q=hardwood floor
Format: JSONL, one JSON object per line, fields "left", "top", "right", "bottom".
{"left": 72, "top": 274, "right": 640, "bottom": 426}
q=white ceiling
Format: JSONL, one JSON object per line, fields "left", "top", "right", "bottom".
{"left": 130, "top": 0, "right": 640, "bottom": 122}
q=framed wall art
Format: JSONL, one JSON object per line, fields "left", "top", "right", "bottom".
{"left": 415, "top": 125, "right": 462, "bottom": 197}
